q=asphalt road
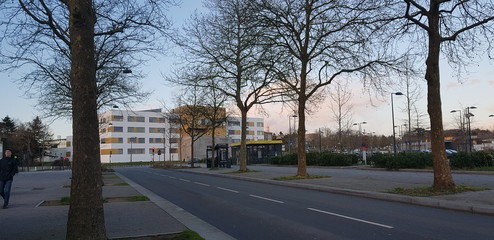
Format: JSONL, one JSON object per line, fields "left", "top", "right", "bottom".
{"left": 116, "top": 167, "right": 494, "bottom": 240}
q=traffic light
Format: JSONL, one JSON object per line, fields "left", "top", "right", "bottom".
{"left": 152, "top": 147, "right": 155, "bottom": 154}
{"left": 158, "top": 149, "right": 161, "bottom": 155}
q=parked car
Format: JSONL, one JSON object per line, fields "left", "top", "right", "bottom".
{"left": 445, "top": 149, "right": 458, "bottom": 156}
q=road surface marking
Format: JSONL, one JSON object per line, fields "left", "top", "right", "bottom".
{"left": 217, "top": 187, "right": 239, "bottom": 193}
{"left": 179, "top": 178, "right": 191, "bottom": 182}
{"left": 307, "top": 208, "right": 394, "bottom": 229}
{"left": 250, "top": 194, "right": 284, "bottom": 204}
{"left": 168, "top": 176, "right": 177, "bottom": 179}
{"left": 194, "top": 182, "right": 210, "bottom": 187}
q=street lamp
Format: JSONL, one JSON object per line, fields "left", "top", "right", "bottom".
{"left": 450, "top": 109, "right": 464, "bottom": 151}
{"left": 353, "top": 121, "right": 367, "bottom": 135}
{"left": 391, "top": 92, "right": 403, "bottom": 155}
{"left": 288, "top": 114, "right": 297, "bottom": 153}
{"left": 466, "top": 106, "right": 477, "bottom": 153}
{"left": 130, "top": 137, "right": 136, "bottom": 163}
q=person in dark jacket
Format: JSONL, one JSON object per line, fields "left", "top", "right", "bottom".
{"left": 0, "top": 149, "right": 19, "bottom": 209}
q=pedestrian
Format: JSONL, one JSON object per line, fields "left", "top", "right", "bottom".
{"left": 0, "top": 149, "right": 19, "bottom": 209}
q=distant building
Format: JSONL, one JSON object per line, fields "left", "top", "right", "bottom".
{"left": 64, "top": 108, "right": 266, "bottom": 163}
{"left": 226, "top": 116, "right": 265, "bottom": 143}
{"left": 98, "top": 108, "right": 179, "bottom": 163}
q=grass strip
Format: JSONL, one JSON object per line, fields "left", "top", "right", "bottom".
{"left": 272, "top": 175, "right": 330, "bottom": 181}
{"left": 385, "top": 185, "right": 489, "bottom": 197}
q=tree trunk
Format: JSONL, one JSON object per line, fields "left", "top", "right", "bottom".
{"left": 426, "top": 3, "right": 455, "bottom": 189}
{"left": 296, "top": 98, "right": 307, "bottom": 176}
{"left": 239, "top": 109, "right": 248, "bottom": 171}
{"left": 211, "top": 127, "right": 216, "bottom": 168}
{"left": 66, "top": 1, "right": 106, "bottom": 239}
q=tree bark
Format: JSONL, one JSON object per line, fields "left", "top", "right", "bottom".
{"left": 239, "top": 109, "right": 248, "bottom": 171}
{"left": 66, "top": 1, "right": 106, "bottom": 239}
{"left": 425, "top": 2, "right": 455, "bottom": 189}
{"left": 296, "top": 97, "right": 307, "bottom": 176}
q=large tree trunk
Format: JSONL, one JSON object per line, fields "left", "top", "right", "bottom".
{"left": 239, "top": 109, "right": 248, "bottom": 171}
{"left": 425, "top": 3, "right": 455, "bottom": 189}
{"left": 296, "top": 97, "right": 307, "bottom": 176}
{"left": 66, "top": 1, "right": 106, "bottom": 239}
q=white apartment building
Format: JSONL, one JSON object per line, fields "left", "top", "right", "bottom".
{"left": 64, "top": 109, "right": 265, "bottom": 163}
{"left": 227, "top": 116, "right": 265, "bottom": 143}
{"left": 98, "top": 108, "right": 180, "bottom": 163}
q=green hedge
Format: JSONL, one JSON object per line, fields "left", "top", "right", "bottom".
{"left": 369, "top": 152, "right": 433, "bottom": 170}
{"left": 369, "top": 151, "right": 494, "bottom": 170}
{"left": 449, "top": 152, "right": 494, "bottom": 169}
{"left": 269, "top": 153, "right": 358, "bottom": 166}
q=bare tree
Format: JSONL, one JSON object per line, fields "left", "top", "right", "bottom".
{"left": 170, "top": 0, "right": 283, "bottom": 171}
{"left": 258, "top": 0, "right": 403, "bottom": 176}
{"left": 328, "top": 80, "right": 354, "bottom": 152}
{"left": 402, "top": 0, "right": 494, "bottom": 188}
{"left": 64, "top": 1, "right": 106, "bottom": 239}
{"left": 169, "top": 86, "right": 212, "bottom": 168}
{"left": 0, "top": 0, "right": 175, "bottom": 119}
{"left": 201, "top": 80, "right": 229, "bottom": 168}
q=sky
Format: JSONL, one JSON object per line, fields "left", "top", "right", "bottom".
{"left": 1, "top": 1, "right": 494, "bottom": 139}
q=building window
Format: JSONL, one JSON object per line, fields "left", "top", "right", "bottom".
{"left": 257, "top": 131, "right": 264, "bottom": 135}
{"left": 228, "top": 121, "right": 240, "bottom": 126}
{"left": 247, "top": 130, "right": 254, "bottom": 135}
{"left": 66, "top": 141, "right": 71, "bottom": 147}
{"left": 128, "top": 137, "right": 145, "bottom": 143}
{"left": 170, "top": 148, "right": 178, "bottom": 153}
{"left": 101, "top": 149, "right": 123, "bottom": 155}
{"left": 169, "top": 138, "right": 179, "bottom": 143}
{"left": 128, "top": 127, "right": 145, "bottom": 133}
{"left": 257, "top": 122, "right": 264, "bottom": 127}
{"left": 127, "top": 116, "right": 145, "bottom": 122}
{"left": 108, "top": 126, "right": 123, "bottom": 132}
{"left": 247, "top": 122, "right": 255, "bottom": 127}
{"left": 149, "top": 138, "right": 165, "bottom": 143}
{"left": 128, "top": 148, "right": 145, "bottom": 154}
{"left": 149, "top": 117, "right": 166, "bottom": 123}
{"left": 228, "top": 130, "right": 236, "bottom": 135}
{"left": 149, "top": 127, "right": 166, "bottom": 133}
{"left": 111, "top": 115, "right": 123, "bottom": 122}
{"left": 101, "top": 138, "right": 123, "bottom": 144}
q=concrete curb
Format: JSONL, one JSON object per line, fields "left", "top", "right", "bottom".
{"left": 177, "top": 169, "right": 494, "bottom": 216}
{"left": 115, "top": 172, "right": 236, "bottom": 240}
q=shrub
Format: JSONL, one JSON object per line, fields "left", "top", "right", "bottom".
{"left": 269, "top": 153, "right": 357, "bottom": 166}
{"left": 369, "top": 152, "right": 433, "bottom": 170}
{"left": 450, "top": 152, "right": 494, "bottom": 169}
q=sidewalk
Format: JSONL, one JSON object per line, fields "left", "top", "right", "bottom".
{"left": 0, "top": 170, "right": 233, "bottom": 240}
{"left": 179, "top": 164, "right": 494, "bottom": 216}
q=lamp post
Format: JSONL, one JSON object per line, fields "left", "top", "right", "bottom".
{"left": 450, "top": 109, "right": 464, "bottom": 151}
{"left": 288, "top": 114, "right": 297, "bottom": 153}
{"left": 466, "top": 106, "right": 477, "bottom": 153}
{"left": 391, "top": 92, "right": 403, "bottom": 155}
{"left": 130, "top": 137, "right": 136, "bottom": 163}
{"left": 353, "top": 121, "right": 367, "bottom": 135}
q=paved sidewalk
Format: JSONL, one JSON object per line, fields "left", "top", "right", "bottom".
{"left": 179, "top": 164, "right": 494, "bottom": 216}
{"left": 0, "top": 170, "right": 232, "bottom": 240}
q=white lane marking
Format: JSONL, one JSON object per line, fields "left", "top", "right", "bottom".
{"left": 216, "top": 187, "right": 239, "bottom": 193}
{"left": 307, "top": 208, "right": 394, "bottom": 229}
{"left": 168, "top": 176, "right": 177, "bottom": 179}
{"left": 194, "top": 182, "right": 210, "bottom": 187}
{"left": 179, "top": 178, "right": 191, "bottom": 182}
{"left": 249, "top": 194, "right": 284, "bottom": 204}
